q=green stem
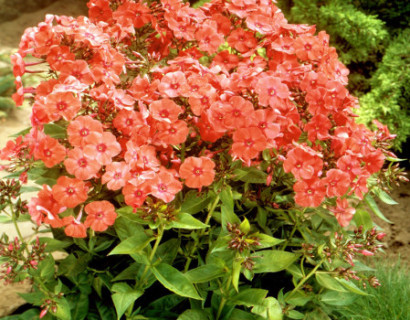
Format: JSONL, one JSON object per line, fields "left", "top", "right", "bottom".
{"left": 127, "top": 225, "right": 165, "bottom": 318}
{"left": 286, "top": 259, "right": 324, "bottom": 301}
{"left": 8, "top": 196, "right": 29, "bottom": 254}
{"left": 216, "top": 275, "right": 231, "bottom": 320}
{"left": 184, "top": 195, "right": 220, "bottom": 272}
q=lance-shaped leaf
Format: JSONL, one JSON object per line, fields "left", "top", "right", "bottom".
{"left": 152, "top": 263, "right": 203, "bottom": 300}
{"left": 109, "top": 234, "right": 154, "bottom": 255}
{"left": 181, "top": 191, "right": 211, "bottom": 215}
{"left": 253, "top": 250, "right": 298, "bottom": 273}
{"left": 185, "top": 264, "right": 226, "bottom": 283}
{"left": 111, "top": 283, "right": 143, "bottom": 320}
{"left": 167, "top": 212, "right": 208, "bottom": 230}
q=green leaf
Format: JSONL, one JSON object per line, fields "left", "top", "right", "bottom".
{"left": 353, "top": 209, "right": 373, "bottom": 230}
{"left": 336, "top": 278, "right": 368, "bottom": 296}
{"left": 177, "top": 309, "right": 210, "bottom": 320}
{"left": 39, "top": 256, "right": 55, "bottom": 280}
{"left": 156, "top": 238, "right": 180, "bottom": 264}
{"left": 69, "top": 292, "right": 89, "bottom": 320}
{"left": 315, "top": 272, "right": 347, "bottom": 292}
{"left": 239, "top": 218, "right": 251, "bottom": 234}
{"left": 251, "top": 297, "right": 283, "bottom": 320}
{"left": 152, "top": 263, "right": 202, "bottom": 300}
{"left": 112, "top": 263, "right": 141, "bottom": 282}
{"left": 287, "top": 310, "right": 305, "bottom": 319}
{"left": 253, "top": 250, "right": 298, "bottom": 273}
{"left": 44, "top": 123, "right": 67, "bottom": 139}
{"left": 181, "top": 191, "right": 211, "bottom": 214}
{"left": 229, "top": 309, "right": 265, "bottom": 320}
{"left": 185, "top": 264, "right": 225, "bottom": 283}
{"left": 374, "top": 189, "right": 398, "bottom": 205}
{"left": 232, "top": 259, "right": 242, "bottom": 292}
{"left": 256, "top": 234, "right": 284, "bottom": 249}
{"left": 230, "top": 288, "right": 268, "bottom": 307}
{"left": 320, "top": 290, "right": 356, "bottom": 306}
{"left": 53, "top": 298, "right": 72, "bottom": 320}
{"left": 38, "top": 237, "right": 72, "bottom": 252}
{"left": 146, "top": 294, "right": 185, "bottom": 311}
{"left": 167, "top": 212, "right": 208, "bottom": 229}
{"left": 220, "top": 186, "right": 234, "bottom": 212}
{"left": 10, "top": 126, "right": 32, "bottom": 138}
{"left": 365, "top": 194, "right": 392, "bottom": 223}
{"left": 285, "top": 291, "right": 312, "bottom": 307}
{"left": 233, "top": 167, "right": 268, "bottom": 184}
{"left": 111, "top": 283, "right": 143, "bottom": 320}
{"left": 0, "top": 215, "right": 12, "bottom": 223}
{"left": 109, "top": 234, "right": 154, "bottom": 255}
{"left": 20, "top": 186, "right": 41, "bottom": 193}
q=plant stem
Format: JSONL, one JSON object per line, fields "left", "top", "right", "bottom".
{"left": 184, "top": 195, "right": 220, "bottom": 272}
{"left": 127, "top": 225, "right": 165, "bottom": 318}
{"left": 286, "top": 259, "right": 324, "bottom": 300}
{"left": 8, "top": 196, "right": 29, "bottom": 254}
{"left": 216, "top": 275, "right": 231, "bottom": 320}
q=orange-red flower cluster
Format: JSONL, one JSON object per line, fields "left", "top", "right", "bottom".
{"left": 1, "top": 0, "right": 394, "bottom": 236}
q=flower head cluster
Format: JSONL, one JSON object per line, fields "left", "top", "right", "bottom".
{"left": 1, "top": 0, "right": 395, "bottom": 237}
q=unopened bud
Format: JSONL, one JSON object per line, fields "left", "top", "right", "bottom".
{"left": 360, "top": 250, "right": 374, "bottom": 257}
{"left": 376, "top": 233, "right": 386, "bottom": 241}
{"left": 39, "top": 308, "right": 48, "bottom": 319}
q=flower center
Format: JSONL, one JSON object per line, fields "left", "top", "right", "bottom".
{"left": 158, "top": 183, "right": 167, "bottom": 192}
{"left": 80, "top": 128, "right": 89, "bottom": 137}
{"left": 78, "top": 158, "right": 88, "bottom": 167}
{"left": 160, "top": 110, "right": 169, "bottom": 118}
{"left": 193, "top": 167, "right": 203, "bottom": 176}
{"left": 57, "top": 101, "right": 67, "bottom": 111}
{"left": 97, "top": 144, "right": 107, "bottom": 152}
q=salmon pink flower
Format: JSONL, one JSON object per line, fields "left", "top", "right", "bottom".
{"left": 149, "top": 98, "right": 182, "bottom": 123}
{"left": 67, "top": 116, "right": 103, "bottom": 147}
{"left": 84, "top": 201, "right": 117, "bottom": 232}
{"left": 232, "top": 127, "right": 268, "bottom": 161}
{"left": 113, "top": 109, "right": 145, "bottom": 136}
{"left": 195, "top": 23, "right": 224, "bottom": 54}
{"left": 122, "top": 182, "right": 150, "bottom": 208}
{"left": 158, "top": 71, "right": 188, "bottom": 98}
{"left": 149, "top": 168, "right": 183, "bottom": 203}
{"left": 329, "top": 198, "right": 356, "bottom": 227}
{"left": 83, "top": 132, "right": 121, "bottom": 165}
{"left": 52, "top": 176, "right": 88, "bottom": 208}
{"left": 179, "top": 156, "right": 216, "bottom": 189}
{"left": 62, "top": 216, "right": 87, "bottom": 238}
{"left": 255, "top": 76, "right": 290, "bottom": 107}
{"left": 283, "top": 147, "right": 323, "bottom": 180}
{"left": 102, "top": 161, "right": 130, "bottom": 190}
{"left": 154, "top": 120, "right": 189, "bottom": 146}
{"left": 227, "top": 28, "right": 257, "bottom": 53}
{"left": 64, "top": 148, "right": 101, "bottom": 180}
{"left": 33, "top": 136, "right": 66, "bottom": 168}
{"left": 294, "top": 178, "right": 326, "bottom": 208}
{"left": 323, "top": 169, "right": 351, "bottom": 198}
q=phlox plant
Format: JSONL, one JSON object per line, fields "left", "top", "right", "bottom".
{"left": 0, "top": 0, "right": 407, "bottom": 319}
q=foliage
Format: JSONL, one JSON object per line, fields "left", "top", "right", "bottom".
{"left": 0, "top": 0, "right": 407, "bottom": 319}
{"left": 0, "top": 53, "right": 16, "bottom": 119}
{"left": 357, "top": 29, "right": 410, "bottom": 151}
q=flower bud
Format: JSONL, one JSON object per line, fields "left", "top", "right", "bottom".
{"left": 376, "top": 232, "right": 386, "bottom": 241}
{"left": 39, "top": 309, "right": 48, "bottom": 319}
{"left": 360, "top": 250, "right": 374, "bottom": 256}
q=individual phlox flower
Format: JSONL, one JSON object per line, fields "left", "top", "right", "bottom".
{"left": 62, "top": 216, "right": 87, "bottom": 238}
{"left": 52, "top": 176, "right": 88, "bottom": 208}
{"left": 149, "top": 168, "right": 183, "bottom": 203}
{"left": 45, "top": 91, "right": 81, "bottom": 121}
{"left": 84, "top": 200, "right": 117, "bottom": 232}
{"left": 113, "top": 109, "right": 145, "bottom": 136}
{"left": 149, "top": 98, "right": 182, "bottom": 123}
{"left": 33, "top": 135, "right": 66, "bottom": 168}
{"left": 329, "top": 198, "right": 356, "bottom": 227}
{"left": 323, "top": 169, "right": 351, "bottom": 198}
{"left": 227, "top": 28, "right": 257, "bottom": 53}
{"left": 294, "top": 178, "right": 326, "bottom": 208}
{"left": 231, "top": 127, "right": 268, "bottom": 161}
{"left": 102, "top": 161, "right": 130, "bottom": 190}
{"left": 122, "top": 182, "right": 150, "bottom": 208}
{"left": 158, "top": 71, "right": 188, "bottom": 98}
{"left": 255, "top": 76, "right": 290, "bottom": 107}
{"left": 179, "top": 156, "right": 216, "bottom": 189}
{"left": 283, "top": 147, "right": 323, "bottom": 180}
{"left": 64, "top": 148, "right": 101, "bottom": 180}
{"left": 154, "top": 120, "right": 189, "bottom": 146}
{"left": 67, "top": 115, "right": 104, "bottom": 147}
{"left": 83, "top": 132, "right": 121, "bottom": 165}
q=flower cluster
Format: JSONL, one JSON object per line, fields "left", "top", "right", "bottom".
{"left": 1, "top": 0, "right": 395, "bottom": 238}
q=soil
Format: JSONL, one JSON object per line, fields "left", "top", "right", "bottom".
{"left": 0, "top": 0, "right": 409, "bottom": 317}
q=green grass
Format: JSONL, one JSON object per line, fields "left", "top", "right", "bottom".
{"left": 333, "top": 258, "right": 410, "bottom": 320}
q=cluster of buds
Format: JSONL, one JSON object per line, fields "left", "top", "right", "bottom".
{"left": 0, "top": 179, "right": 22, "bottom": 201}
{"left": 378, "top": 163, "right": 409, "bottom": 191}
{"left": 226, "top": 222, "right": 261, "bottom": 253}
{"left": 336, "top": 267, "right": 381, "bottom": 289}
{"left": 323, "top": 228, "right": 385, "bottom": 266}
{"left": 39, "top": 293, "right": 64, "bottom": 319}
{"left": 0, "top": 236, "right": 47, "bottom": 284}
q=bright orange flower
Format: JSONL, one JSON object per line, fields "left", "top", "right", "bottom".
{"left": 158, "top": 71, "right": 188, "bottom": 98}
{"left": 52, "top": 176, "right": 88, "bottom": 208}
{"left": 113, "top": 109, "right": 145, "bottom": 136}
{"left": 67, "top": 116, "right": 103, "bottom": 147}
{"left": 179, "top": 156, "right": 215, "bottom": 189}
{"left": 329, "top": 198, "right": 356, "bottom": 227}
{"left": 323, "top": 169, "right": 351, "bottom": 198}
{"left": 154, "top": 120, "right": 189, "bottom": 146}
{"left": 64, "top": 148, "right": 101, "bottom": 180}
{"left": 62, "top": 216, "right": 87, "bottom": 238}
{"left": 84, "top": 201, "right": 117, "bottom": 232}
{"left": 83, "top": 132, "right": 121, "bottom": 165}
{"left": 231, "top": 127, "right": 267, "bottom": 161}
{"left": 33, "top": 136, "right": 66, "bottom": 168}
{"left": 255, "top": 76, "right": 289, "bottom": 107}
